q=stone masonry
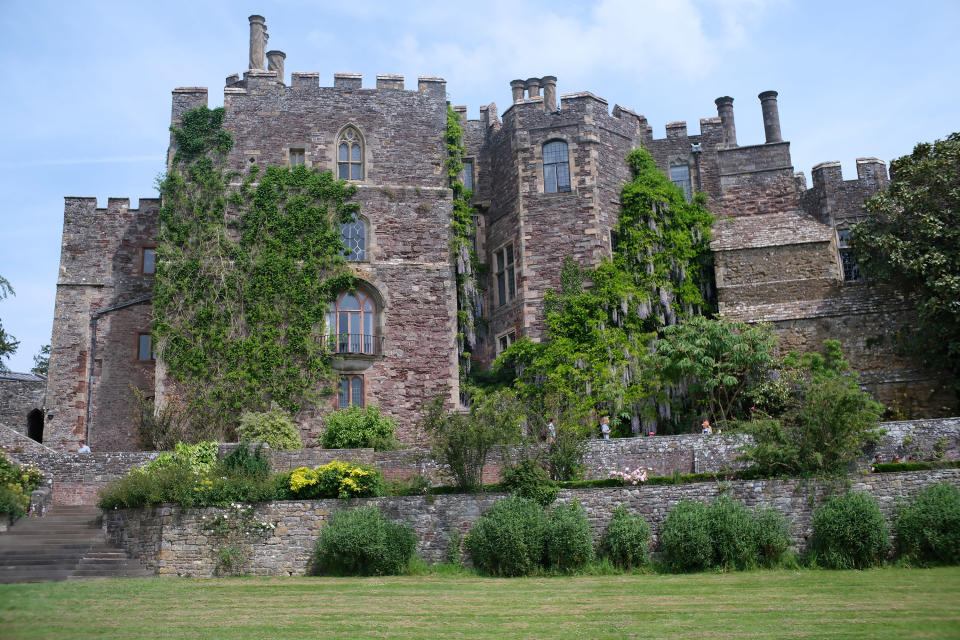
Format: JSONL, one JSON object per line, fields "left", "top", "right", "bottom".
{"left": 103, "top": 468, "right": 960, "bottom": 576}
{"left": 41, "top": 14, "right": 955, "bottom": 452}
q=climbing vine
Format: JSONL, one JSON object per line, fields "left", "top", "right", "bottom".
{"left": 444, "top": 105, "right": 482, "bottom": 381}
{"left": 155, "top": 106, "right": 357, "bottom": 438}
{"left": 496, "top": 148, "right": 714, "bottom": 433}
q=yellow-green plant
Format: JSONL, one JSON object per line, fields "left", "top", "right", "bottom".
{"left": 288, "top": 460, "right": 384, "bottom": 499}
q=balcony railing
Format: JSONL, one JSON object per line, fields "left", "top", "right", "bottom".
{"left": 322, "top": 333, "right": 384, "bottom": 357}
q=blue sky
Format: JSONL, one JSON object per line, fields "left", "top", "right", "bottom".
{"left": 0, "top": 0, "right": 958, "bottom": 373}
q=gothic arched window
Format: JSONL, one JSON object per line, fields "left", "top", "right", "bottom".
{"left": 337, "top": 127, "right": 364, "bottom": 181}
{"left": 543, "top": 140, "right": 571, "bottom": 193}
{"left": 327, "top": 290, "right": 376, "bottom": 354}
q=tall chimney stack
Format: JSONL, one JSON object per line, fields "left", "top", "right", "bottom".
{"left": 510, "top": 79, "right": 526, "bottom": 103}
{"left": 541, "top": 76, "right": 557, "bottom": 112}
{"left": 758, "top": 90, "right": 782, "bottom": 144}
{"left": 248, "top": 15, "right": 267, "bottom": 70}
{"left": 714, "top": 96, "right": 737, "bottom": 148}
{"left": 267, "top": 50, "right": 286, "bottom": 84}
{"left": 525, "top": 77, "right": 541, "bottom": 98}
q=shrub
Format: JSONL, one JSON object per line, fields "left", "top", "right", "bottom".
{"left": 420, "top": 391, "right": 523, "bottom": 491}
{"left": 466, "top": 496, "right": 547, "bottom": 576}
{"left": 237, "top": 406, "right": 302, "bottom": 450}
{"left": 221, "top": 443, "right": 271, "bottom": 478}
{"left": 544, "top": 501, "right": 593, "bottom": 572}
{"left": 146, "top": 440, "right": 218, "bottom": 473}
{"left": 546, "top": 427, "right": 588, "bottom": 481}
{"left": 894, "top": 482, "right": 960, "bottom": 565}
{"left": 659, "top": 501, "right": 713, "bottom": 572}
{"left": 597, "top": 506, "right": 650, "bottom": 570}
{"left": 321, "top": 406, "right": 399, "bottom": 451}
{"left": 312, "top": 505, "right": 417, "bottom": 576}
{"left": 707, "top": 495, "right": 759, "bottom": 570}
{"left": 288, "top": 460, "right": 385, "bottom": 500}
{"left": 660, "top": 498, "right": 791, "bottom": 572}
{"left": 810, "top": 491, "right": 889, "bottom": 569}
{"left": 0, "top": 452, "right": 42, "bottom": 519}
{"left": 753, "top": 506, "right": 791, "bottom": 567}
{"left": 501, "top": 459, "right": 557, "bottom": 506}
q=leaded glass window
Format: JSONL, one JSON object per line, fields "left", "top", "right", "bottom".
{"left": 341, "top": 217, "right": 366, "bottom": 261}
{"left": 670, "top": 164, "right": 692, "bottom": 202}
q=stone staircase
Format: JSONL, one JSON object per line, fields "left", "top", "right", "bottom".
{"left": 0, "top": 506, "right": 153, "bottom": 583}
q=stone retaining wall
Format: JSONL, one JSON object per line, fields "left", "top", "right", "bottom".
{"left": 103, "top": 468, "right": 960, "bottom": 577}
{"left": 13, "top": 417, "right": 960, "bottom": 506}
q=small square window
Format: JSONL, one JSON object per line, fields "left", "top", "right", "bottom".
{"left": 137, "top": 333, "right": 155, "bottom": 361}
{"left": 497, "top": 330, "right": 517, "bottom": 356}
{"left": 290, "top": 148, "right": 305, "bottom": 167}
{"left": 141, "top": 248, "right": 156, "bottom": 275}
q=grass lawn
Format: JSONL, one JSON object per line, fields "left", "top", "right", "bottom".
{"left": 1, "top": 567, "right": 959, "bottom": 639}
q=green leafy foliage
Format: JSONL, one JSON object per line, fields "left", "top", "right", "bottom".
{"left": 321, "top": 406, "right": 399, "bottom": 451}
{"left": 465, "top": 496, "right": 548, "bottom": 577}
{"left": 97, "top": 441, "right": 287, "bottom": 510}
{"left": 740, "top": 341, "right": 884, "bottom": 477}
{"left": 660, "top": 497, "right": 790, "bottom": 572}
{"left": 652, "top": 315, "right": 776, "bottom": 425}
{"left": 544, "top": 500, "right": 594, "bottom": 572}
{"left": 851, "top": 132, "right": 960, "bottom": 405}
{"left": 288, "top": 460, "right": 385, "bottom": 500}
{"left": 810, "top": 492, "right": 889, "bottom": 569}
{"left": 30, "top": 344, "right": 49, "bottom": 377}
{"left": 237, "top": 405, "right": 302, "bottom": 450}
{"left": 312, "top": 504, "right": 417, "bottom": 576}
{"left": 420, "top": 390, "right": 523, "bottom": 491}
{"left": 0, "top": 452, "right": 42, "bottom": 519}
{"left": 155, "top": 106, "right": 357, "bottom": 439}
{"left": 597, "top": 505, "right": 651, "bottom": 569}
{"left": 495, "top": 148, "right": 714, "bottom": 432}
{"left": 0, "top": 275, "right": 18, "bottom": 371}
{"left": 894, "top": 482, "right": 960, "bottom": 565}
{"left": 444, "top": 105, "right": 481, "bottom": 380}
{"left": 500, "top": 459, "right": 557, "bottom": 506}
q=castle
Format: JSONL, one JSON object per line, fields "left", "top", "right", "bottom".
{"left": 34, "top": 15, "right": 953, "bottom": 452}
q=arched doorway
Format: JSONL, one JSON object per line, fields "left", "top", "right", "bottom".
{"left": 27, "top": 409, "right": 44, "bottom": 443}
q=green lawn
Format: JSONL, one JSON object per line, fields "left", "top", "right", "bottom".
{"left": 2, "top": 568, "right": 959, "bottom": 639}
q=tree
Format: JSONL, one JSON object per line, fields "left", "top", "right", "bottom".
{"left": 31, "top": 344, "right": 50, "bottom": 377}
{"left": 0, "top": 276, "right": 18, "bottom": 372}
{"left": 650, "top": 316, "right": 776, "bottom": 425}
{"left": 851, "top": 132, "right": 960, "bottom": 403}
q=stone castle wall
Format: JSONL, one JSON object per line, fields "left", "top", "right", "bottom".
{"left": 103, "top": 468, "right": 960, "bottom": 576}
{"left": 0, "top": 375, "right": 45, "bottom": 437}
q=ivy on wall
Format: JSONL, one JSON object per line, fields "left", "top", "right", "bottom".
{"left": 444, "top": 105, "right": 482, "bottom": 381}
{"left": 496, "top": 148, "right": 715, "bottom": 433}
{"left": 155, "top": 106, "right": 357, "bottom": 437}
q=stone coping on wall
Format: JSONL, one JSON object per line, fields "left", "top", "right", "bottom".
{"left": 103, "top": 468, "right": 960, "bottom": 578}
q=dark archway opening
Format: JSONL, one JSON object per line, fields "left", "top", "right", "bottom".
{"left": 27, "top": 409, "right": 44, "bottom": 443}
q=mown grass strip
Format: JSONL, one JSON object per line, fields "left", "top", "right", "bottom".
{"left": 1, "top": 567, "right": 959, "bottom": 639}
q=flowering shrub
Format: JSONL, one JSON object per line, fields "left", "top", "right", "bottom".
{"left": 289, "top": 460, "right": 385, "bottom": 500}
{"left": 602, "top": 465, "right": 651, "bottom": 485}
{"left": 0, "top": 452, "right": 42, "bottom": 519}
{"left": 146, "top": 441, "right": 218, "bottom": 473}
{"left": 200, "top": 502, "right": 278, "bottom": 576}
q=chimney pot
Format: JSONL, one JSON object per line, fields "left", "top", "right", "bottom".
{"left": 510, "top": 79, "right": 526, "bottom": 104}
{"left": 248, "top": 15, "right": 267, "bottom": 70}
{"left": 266, "top": 50, "right": 286, "bottom": 85}
{"left": 758, "top": 90, "right": 782, "bottom": 144}
{"left": 714, "top": 96, "right": 737, "bottom": 148}
{"left": 525, "top": 77, "right": 541, "bottom": 98}
{"left": 541, "top": 76, "right": 557, "bottom": 112}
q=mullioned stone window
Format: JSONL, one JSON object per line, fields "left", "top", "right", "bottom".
{"left": 289, "top": 148, "right": 305, "bottom": 167}
{"left": 543, "top": 140, "right": 571, "bottom": 193}
{"left": 338, "top": 375, "right": 364, "bottom": 408}
{"left": 337, "top": 127, "right": 364, "bottom": 181}
{"left": 837, "top": 230, "right": 862, "bottom": 281}
{"left": 496, "top": 330, "right": 517, "bottom": 355}
{"left": 494, "top": 243, "right": 516, "bottom": 306}
{"left": 326, "top": 291, "right": 376, "bottom": 354}
{"left": 670, "top": 164, "right": 692, "bottom": 202}
{"left": 461, "top": 159, "right": 474, "bottom": 192}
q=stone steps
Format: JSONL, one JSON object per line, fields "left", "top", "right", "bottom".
{"left": 0, "top": 506, "right": 153, "bottom": 583}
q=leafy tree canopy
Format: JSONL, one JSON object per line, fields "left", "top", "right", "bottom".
{"left": 851, "top": 132, "right": 960, "bottom": 401}
{"left": 0, "top": 276, "right": 18, "bottom": 372}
